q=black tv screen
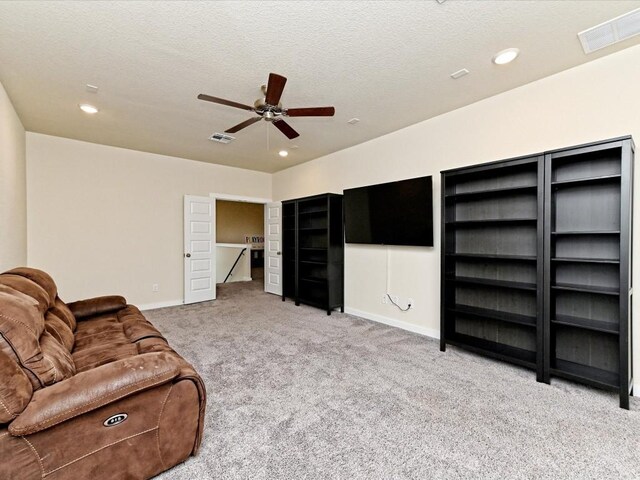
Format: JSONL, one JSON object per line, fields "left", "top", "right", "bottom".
{"left": 344, "top": 176, "right": 433, "bottom": 247}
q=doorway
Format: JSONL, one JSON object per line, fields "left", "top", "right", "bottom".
{"left": 216, "top": 199, "right": 265, "bottom": 284}
{"left": 183, "top": 193, "right": 281, "bottom": 304}
{"left": 212, "top": 194, "right": 282, "bottom": 297}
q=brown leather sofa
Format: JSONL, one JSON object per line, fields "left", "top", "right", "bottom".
{"left": 0, "top": 267, "right": 206, "bottom": 479}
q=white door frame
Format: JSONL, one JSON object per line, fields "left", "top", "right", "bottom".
{"left": 210, "top": 193, "right": 274, "bottom": 292}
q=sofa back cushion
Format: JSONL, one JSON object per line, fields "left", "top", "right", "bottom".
{"left": 0, "top": 285, "right": 75, "bottom": 390}
{"left": 5, "top": 267, "right": 58, "bottom": 308}
{"left": 0, "top": 348, "right": 33, "bottom": 423}
{"left": 45, "top": 311, "right": 75, "bottom": 351}
{"left": 52, "top": 298, "right": 76, "bottom": 332}
{"left": 0, "top": 274, "right": 51, "bottom": 314}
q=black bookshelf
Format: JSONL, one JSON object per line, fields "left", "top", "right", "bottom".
{"left": 544, "top": 137, "right": 634, "bottom": 409}
{"left": 441, "top": 136, "right": 634, "bottom": 409}
{"left": 281, "top": 193, "right": 344, "bottom": 315}
{"left": 441, "top": 154, "right": 545, "bottom": 381}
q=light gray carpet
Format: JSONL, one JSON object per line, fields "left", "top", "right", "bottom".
{"left": 148, "top": 280, "right": 640, "bottom": 479}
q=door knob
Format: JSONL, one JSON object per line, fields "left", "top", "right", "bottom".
{"left": 185, "top": 253, "right": 191, "bottom": 258}
{"left": 277, "top": 251, "right": 281, "bottom": 255}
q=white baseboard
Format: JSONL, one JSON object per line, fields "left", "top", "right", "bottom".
{"left": 344, "top": 307, "right": 440, "bottom": 340}
{"left": 139, "top": 299, "right": 183, "bottom": 311}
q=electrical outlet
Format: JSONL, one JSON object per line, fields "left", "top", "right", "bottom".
{"left": 382, "top": 295, "right": 388, "bottom": 304}
{"left": 407, "top": 298, "right": 414, "bottom": 307}
{"left": 152, "top": 284, "right": 159, "bottom": 292}
{"left": 392, "top": 295, "right": 399, "bottom": 304}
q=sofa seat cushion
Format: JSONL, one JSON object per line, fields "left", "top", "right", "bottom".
{"left": 71, "top": 306, "right": 168, "bottom": 373}
{"left": 74, "top": 315, "right": 126, "bottom": 348}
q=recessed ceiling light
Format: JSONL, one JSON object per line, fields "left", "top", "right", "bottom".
{"left": 79, "top": 104, "right": 98, "bottom": 114}
{"left": 279, "top": 150, "right": 288, "bottom": 157}
{"left": 492, "top": 48, "right": 520, "bottom": 65}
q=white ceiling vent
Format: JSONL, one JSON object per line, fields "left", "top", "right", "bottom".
{"left": 209, "top": 132, "right": 235, "bottom": 144}
{"left": 450, "top": 68, "right": 470, "bottom": 80}
{"left": 578, "top": 8, "right": 640, "bottom": 54}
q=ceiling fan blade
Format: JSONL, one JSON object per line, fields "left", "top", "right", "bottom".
{"left": 225, "top": 116, "right": 262, "bottom": 133}
{"left": 272, "top": 119, "right": 299, "bottom": 139}
{"left": 286, "top": 107, "right": 335, "bottom": 117}
{"left": 265, "top": 73, "right": 287, "bottom": 106}
{"left": 197, "top": 94, "right": 254, "bottom": 111}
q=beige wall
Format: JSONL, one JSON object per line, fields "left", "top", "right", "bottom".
{"left": 216, "top": 200, "right": 264, "bottom": 244}
{"left": 0, "top": 80, "right": 26, "bottom": 271}
{"left": 273, "top": 46, "right": 640, "bottom": 373}
{"left": 26, "top": 133, "right": 271, "bottom": 307}
{"left": 17, "top": 44, "right": 640, "bottom": 384}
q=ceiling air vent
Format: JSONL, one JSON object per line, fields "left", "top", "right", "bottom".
{"left": 578, "top": 8, "right": 640, "bottom": 54}
{"left": 209, "top": 132, "right": 235, "bottom": 144}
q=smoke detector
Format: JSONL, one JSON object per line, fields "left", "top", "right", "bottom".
{"left": 578, "top": 8, "right": 640, "bottom": 54}
{"left": 209, "top": 133, "right": 235, "bottom": 144}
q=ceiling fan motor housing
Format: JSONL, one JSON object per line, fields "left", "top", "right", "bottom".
{"left": 254, "top": 97, "right": 284, "bottom": 121}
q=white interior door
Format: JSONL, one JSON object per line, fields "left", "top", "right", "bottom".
{"left": 184, "top": 195, "right": 215, "bottom": 304}
{"left": 265, "top": 202, "right": 282, "bottom": 295}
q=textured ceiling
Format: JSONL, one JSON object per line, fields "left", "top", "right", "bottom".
{"left": 1, "top": 1, "right": 640, "bottom": 173}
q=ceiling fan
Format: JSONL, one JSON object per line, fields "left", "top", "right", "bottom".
{"left": 198, "top": 73, "right": 335, "bottom": 140}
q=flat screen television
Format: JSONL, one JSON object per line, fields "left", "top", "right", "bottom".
{"left": 344, "top": 176, "right": 433, "bottom": 247}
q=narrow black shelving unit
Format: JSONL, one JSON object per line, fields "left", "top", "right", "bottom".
{"left": 441, "top": 154, "right": 545, "bottom": 380}
{"left": 441, "top": 136, "right": 634, "bottom": 409}
{"left": 281, "top": 193, "right": 344, "bottom": 315}
{"left": 544, "top": 137, "right": 634, "bottom": 409}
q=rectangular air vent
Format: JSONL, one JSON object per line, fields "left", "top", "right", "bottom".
{"left": 578, "top": 8, "right": 640, "bottom": 54}
{"left": 450, "top": 68, "right": 470, "bottom": 80}
{"left": 209, "top": 133, "right": 235, "bottom": 144}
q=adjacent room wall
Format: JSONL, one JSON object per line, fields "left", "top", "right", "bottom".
{"left": 273, "top": 45, "right": 640, "bottom": 373}
{"left": 216, "top": 246, "right": 251, "bottom": 284}
{"left": 216, "top": 200, "right": 264, "bottom": 244}
{"left": 27, "top": 133, "right": 271, "bottom": 307}
{"left": 0, "top": 80, "right": 26, "bottom": 271}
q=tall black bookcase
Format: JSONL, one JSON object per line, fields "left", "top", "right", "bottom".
{"left": 441, "top": 136, "right": 634, "bottom": 408}
{"left": 282, "top": 193, "right": 344, "bottom": 315}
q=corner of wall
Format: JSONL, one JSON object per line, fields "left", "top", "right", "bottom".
{"left": 0, "top": 79, "right": 27, "bottom": 271}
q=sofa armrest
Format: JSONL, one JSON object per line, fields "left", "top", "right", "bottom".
{"left": 67, "top": 295, "right": 127, "bottom": 319}
{"left": 8, "top": 352, "right": 181, "bottom": 436}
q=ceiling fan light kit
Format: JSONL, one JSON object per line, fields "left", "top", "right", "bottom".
{"left": 198, "top": 73, "right": 335, "bottom": 140}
